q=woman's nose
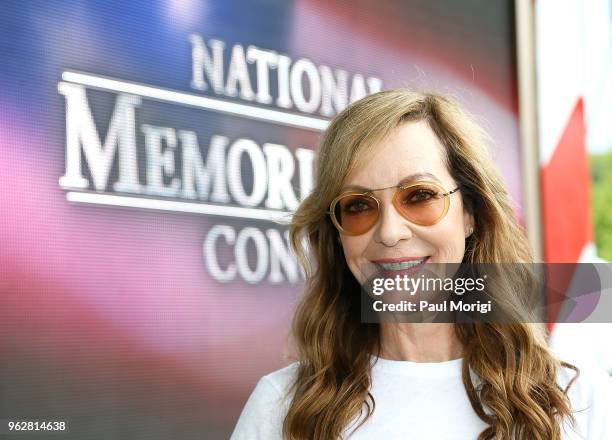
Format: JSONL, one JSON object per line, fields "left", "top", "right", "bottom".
{"left": 372, "top": 200, "right": 414, "bottom": 246}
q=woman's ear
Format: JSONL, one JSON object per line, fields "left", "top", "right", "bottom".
{"left": 464, "top": 211, "right": 475, "bottom": 238}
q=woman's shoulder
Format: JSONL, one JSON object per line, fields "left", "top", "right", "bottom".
{"left": 241, "top": 361, "right": 301, "bottom": 411}
{"left": 556, "top": 357, "right": 612, "bottom": 439}
{"left": 230, "top": 362, "right": 300, "bottom": 440}
{"left": 557, "top": 356, "right": 612, "bottom": 399}
{"left": 259, "top": 361, "right": 301, "bottom": 395}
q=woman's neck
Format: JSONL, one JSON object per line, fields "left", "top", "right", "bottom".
{"left": 378, "top": 323, "right": 463, "bottom": 362}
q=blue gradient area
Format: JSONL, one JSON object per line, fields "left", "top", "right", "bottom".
{"left": 0, "top": 0, "right": 295, "bottom": 157}
{"left": 0, "top": 0, "right": 294, "bottom": 86}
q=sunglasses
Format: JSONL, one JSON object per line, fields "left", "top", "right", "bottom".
{"left": 327, "top": 181, "right": 462, "bottom": 236}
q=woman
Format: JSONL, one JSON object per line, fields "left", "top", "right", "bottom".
{"left": 231, "top": 89, "right": 612, "bottom": 439}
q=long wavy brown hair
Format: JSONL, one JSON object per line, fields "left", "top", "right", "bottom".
{"left": 285, "top": 89, "right": 579, "bottom": 439}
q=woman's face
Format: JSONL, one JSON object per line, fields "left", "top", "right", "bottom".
{"left": 339, "top": 120, "right": 474, "bottom": 284}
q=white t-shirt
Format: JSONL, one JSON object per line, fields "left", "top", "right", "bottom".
{"left": 230, "top": 356, "right": 612, "bottom": 439}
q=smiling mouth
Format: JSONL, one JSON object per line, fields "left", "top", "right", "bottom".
{"left": 374, "top": 256, "right": 430, "bottom": 271}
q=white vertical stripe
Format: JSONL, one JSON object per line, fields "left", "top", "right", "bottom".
{"left": 535, "top": 0, "right": 585, "bottom": 167}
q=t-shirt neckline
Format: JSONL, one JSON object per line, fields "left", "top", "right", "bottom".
{"left": 370, "top": 355, "right": 464, "bottom": 378}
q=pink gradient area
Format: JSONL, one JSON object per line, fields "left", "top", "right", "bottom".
{"left": 0, "top": 110, "right": 296, "bottom": 420}
{"left": 289, "top": 0, "right": 524, "bottom": 223}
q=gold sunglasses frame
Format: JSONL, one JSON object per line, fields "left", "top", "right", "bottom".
{"left": 327, "top": 180, "right": 462, "bottom": 236}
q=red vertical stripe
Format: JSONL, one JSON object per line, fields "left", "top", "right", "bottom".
{"left": 541, "top": 98, "right": 592, "bottom": 263}
{"left": 540, "top": 98, "right": 592, "bottom": 328}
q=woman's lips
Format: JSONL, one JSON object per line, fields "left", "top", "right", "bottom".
{"left": 372, "top": 256, "right": 431, "bottom": 275}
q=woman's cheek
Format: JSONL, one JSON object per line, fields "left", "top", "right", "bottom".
{"left": 439, "top": 241, "right": 466, "bottom": 263}
{"left": 424, "top": 232, "right": 463, "bottom": 263}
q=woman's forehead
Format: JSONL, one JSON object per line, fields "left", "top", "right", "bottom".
{"left": 344, "top": 121, "right": 451, "bottom": 189}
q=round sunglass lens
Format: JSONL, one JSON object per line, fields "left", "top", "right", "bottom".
{"left": 396, "top": 184, "right": 446, "bottom": 225}
{"left": 335, "top": 194, "right": 378, "bottom": 234}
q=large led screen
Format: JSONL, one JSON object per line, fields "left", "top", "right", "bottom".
{"left": 0, "top": 1, "right": 520, "bottom": 437}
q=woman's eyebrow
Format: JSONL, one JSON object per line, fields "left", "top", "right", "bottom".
{"left": 398, "top": 172, "right": 442, "bottom": 185}
{"left": 341, "top": 172, "right": 442, "bottom": 191}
